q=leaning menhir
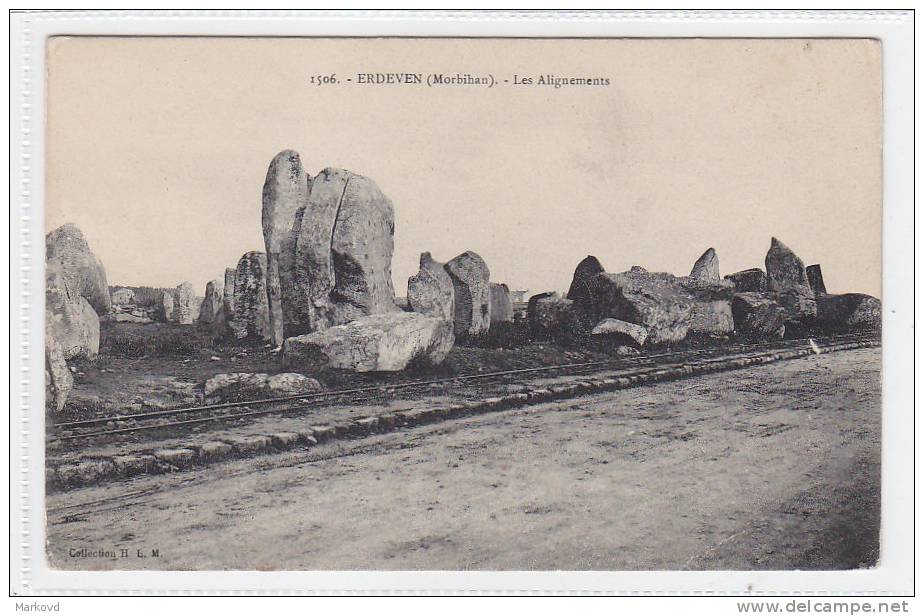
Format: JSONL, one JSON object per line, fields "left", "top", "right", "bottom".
{"left": 764, "top": 237, "right": 817, "bottom": 323}
{"left": 261, "top": 153, "right": 400, "bottom": 338}
{"left": 407, "top": 251, "right": 455, "bottom": 324}
{"left": 444, "top": 250, "right": 491, "bottom": 338}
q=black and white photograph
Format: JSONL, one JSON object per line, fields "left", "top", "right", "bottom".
{"left": 9, "top": 8, "right": 916, "bottom": 604}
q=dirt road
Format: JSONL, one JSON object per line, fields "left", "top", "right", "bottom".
{"left": 46, "top": 348, "right": 880, "bottom": 571}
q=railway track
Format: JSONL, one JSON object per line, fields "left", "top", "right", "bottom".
{"left": 48, "top": 332, "right": 879, "bottom": 445}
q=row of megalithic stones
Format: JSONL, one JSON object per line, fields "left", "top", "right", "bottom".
{"left": 45, "top": 151, "right": 881, "bottom": 411}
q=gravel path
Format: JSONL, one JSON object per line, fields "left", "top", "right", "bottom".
{"left": 46, "top": 348, "right": 880, "bottom": 571}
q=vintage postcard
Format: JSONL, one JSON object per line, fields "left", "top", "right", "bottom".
{"left": 10, "top": 10, "right": 915, "bottom": 600}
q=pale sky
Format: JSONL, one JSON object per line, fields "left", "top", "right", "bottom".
{"left": 46, "top": 37, "right": 882, "bottom": 298}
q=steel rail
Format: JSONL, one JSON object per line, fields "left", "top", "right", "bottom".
{"left": 51, "top": 332, "right": 871, "bottom": 430}
{"left": 49, "top": 334, "right": 877, "bottom": 443}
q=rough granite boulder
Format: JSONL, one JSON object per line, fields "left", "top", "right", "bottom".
{"left": 590, "top": 318, "right": 648, "bottom": 348}
{"left": 724, "top": 268, "right": 768, "bottom": 293}
{"left": 230, "top": 251, "right": 272, "bottom": 341}
{"left": 407, "top": 252, "right": 455, "bottom": 323}
{"left": 45, "top": 312, "right": 74, "bottom": 412}
{"left": 282, "top": 312, "right": 453, "bottom": 372}
{"left": 444, "top": 251, "right": 491, "bottom": 338}
{"left": 489, "top": 282, "right": 514, "bottom": 325}
{"left": 289, "top": 167, "right": 399, "bottom": 334}
{"left": 197, "top": 279, "right": 223, "bottom": 326}
{"left": 202, "top": 372, "right": 321, "bottom": 403}
{"left": 583, "top": 268, "right": 692, "bottom": 344}
{"left": 731, "top": 293, "right": 786, "bottom": 339}
{"left": 171, "top": 282, "right": 202, "bottom": 325}
{"left": 45, "top": 223, "right": 111, "bottom": 315}
{"left": 527, "top": 292, "right": 586, "bottom": 339}
{"left": 46, "top": 267, "right": 100, "bottom": 360}
{"left": 262, "top": 150, "right": 310, "bottom": 346}
{"left": 816, "top": 293, "right": 881, "bottom": 332}
{"left": 766, "top": 237, "right": 811, "bottom": 293}
{"left": 806, "top": 264, "right": 827, "bottom": 296}
{"left": 690, "top": 248, "right": 720, "bottom": 281}
{"left": 161, "top": 291, "right": 174, "bottom": 322}
{"left": 110, "top": 288, "right": 135, "bottom": 306}
{"left": 566, "top": 255, "right": 605, "bottom": 306}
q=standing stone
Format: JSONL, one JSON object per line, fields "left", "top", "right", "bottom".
{"left": 290, "top": 167, "right": 399, "bottom": 332}
{"left": 197, "top": 279, "right": 223, "bottom": 326}
{"left": 46, "top": 267, "right": 100, "bottom": 360}
{"left": 806, "top": 264, "right": 827, "bottom": 296}
{"left": 292, "top": 167, "right": 348, "bottom": 331}
{"left": 489, "top": 282, "right": 514, "bottom": 325}
{"left": 230, "top": 251, "right": 271, "bottom": 341}
{"left": 222, "top": 267, "right": 237, "bottom": 317}
{"left": 327, "top": 172, "right": 399, "bottom": 324}
{"left": 724, "top": 268, "right": 768, "bottom": 293}
{"left": 407, "top": 252, "right": 454, "bottom": 323}
{"left": 45, "top": 223, "right": 111, "bottom": 315}
{"left": 566, "top": 255, "right": 605, "bottom": 306}
{"left": 444, "top": 251, "right": 491, "bottom": 338}
{"left": 161, "top": 291, "right": 175, "bottom": 322}
{"left": 171, "top": 282, "right": 198, "bottom": 324}
{"left": 765, "top": 237, "right": 811, "bottom": 293}
{"left": 282, "top": 312, "right": 453, "bottom": 372}
{"left": 262, "top": 150, "right": 310, "bottom": 346}
{"left": 690, "top": 248, "right": 720, "bottom": 281}
{"left": 45, "top": 311, "right": 73, "bottom": 412}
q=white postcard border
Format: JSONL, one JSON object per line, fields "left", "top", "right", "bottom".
{"left": 10, "top": 9, "right": 914, "bottom": 595}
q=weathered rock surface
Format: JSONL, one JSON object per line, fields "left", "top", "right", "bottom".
{"left": 775, "top": 286, "right": 818, "bottom": 323}
{"left": 690, "top": 248, "right": 720, "bottom": 281}
{"left": 45, "top": 224, "right": 111, "bottom": 315}
{"left": 590, "top": 318, "right": 648, "bottom": 347}
{"left": 102, "top": 313, "right": 154, "bottom": 324}
{"left": 110, "top": 288, "right": 135, "bottom": 305}
{"left": 161, "top": 291, "right": 174, "bottom": 322}
{"left": 445, "top": 251, "right": 491, "bottom": 338}
{"left": 162, "top": 282, "right": 199, "bottom": 324}
{"left": 731, "top": 293, "right": 786, "bottom": 339}
{"left": 766, "top": 237, "right": 811, "bottom": 293}
{"left": 46, "top": 268, "right": 100, "bottom": 360}
{"left": 222, "top": 267, "right": 237, "bottom": 317}
{"left": 724, "top": 268, "right": 768, "bottom": 293}
{"left": 45, "top": 313, "right": 73, "bottom": 412}
{"left": 407, "top": 252, "right": 454, "bottom": 323}
{"left": 230, "top": 252, "right": 272, "bottom": 341}
{"left": 489, "top": 283, "right": 514, "bottom": 325}
{"left": 197, "top": 279, "right": 223, "bottom": 326}
{"left": 288, "top": 167, "right": 399, "bottom": 333}
{"left": 202, "top": 371, "right": 321, "bottom": 403}
{"left": 282, "top": 312, "right": 453, "bottom": 372}
{"left": 583, "top": 268, "right": 692, "bottom": 344}
{"left": 262, "top": 150, "right": 310, "bottom": 346}
{"left": 566, "top": 255, "right": 605, "bottom": 306}
{"left": 527, "top": 292, "right": 584, "bottom": 339}
{"left": 816, "top": 293, "right": 881, "bottom": 332}
{"left": 806, "top": 264, "right": 827, "bottom": 296}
